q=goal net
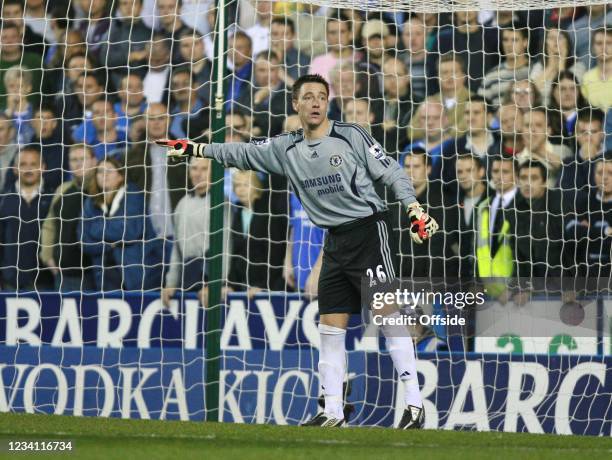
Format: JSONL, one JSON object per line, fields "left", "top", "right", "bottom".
{"left": 0, "top": 0, "right": 610, "bottom": 434}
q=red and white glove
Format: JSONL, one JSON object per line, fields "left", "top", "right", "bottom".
{"left": 407, "top": 203, "right": 439, "bottom": 244}
{"left": 155, "top": 139, "right": 206, "bottom": 158}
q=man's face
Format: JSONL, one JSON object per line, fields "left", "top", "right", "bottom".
{"left": 230, "top": 35, "right": 252, "bottom": 69}
{"left": 149, "top": 39, "right": 171, "bottom": 67}
{"left": 519, "top": 167, "right": 547, "bottom": 199}
{"left": 118, "top": 0, "right": 142, "bottom": 17}
{"left": 366, "top": 35, "right": 384, "bottom": 59}
{"left": 119, "top": 75, "right": 145, "bottom": 107}
{"left": 555, "top": 77, "right": 577, "bottom": 111}
{"left": 383, "top": 58, "right": 409, "bottom": 99}
{"left": 146, "top": 104, "right": 169, "bottom": 139}
{"left": 179, "top": 35, "right": 205, "bottom": 62}
{"left": 522, "top": 111, "right": 549, "bottom": 152}
{"left": 592, "top": 31, "right": 612, "bottom": 62}
{"left": 327, "top": 20, "right": 351, "bottom": 50}
{"left": 502, "top": 30, "right": 527, "bottom": 57}
{"left": 254, "top": 58, "right": 278, "bottom": 87}
{"left": 465, "top": 101, "right": 487, "bottom": 131}
{"left": 512, "top": 81, "right": 534, "bottom": 110}
{"left": 171, "top": 72, "right": 193, "bottom": 103}
{"left": 403, "top": 155, "right": 429, "bottom": 189}
{"left": 96, "top": 161, "right": 124, "bottom": 192}
{"left": 344, "top": 100, "right": 371, "bottom": 128}
{"left": 456, "top": 157, "right": 484, "bottom": 191}
{"left": 189, "top": 158, "right": 212, "bottom": 193}
{"left": 402, "top": 19, "right": 425, "bottom": 54}
{"left": 225, "top": 113, "right": 248, "bottom": 141}
{"left": 270, "top": 22, "right": 293, "bottom": 54}
{"left": 232, "top": 172, "right": 257, "bottom": 206}
{"left": 419, "top": 102, "right": 446, "bottom": 137}
{"left": 292, "top": 82, "right": 329, "bottom": 129}
{"left": 31, "top": 110, "right": 57, "bottom": 140}
{"left": 332, "top": 69, "right": 357, "bottom": 98}
{"left": 157, "top": 0, "right": 179, "bottom": 28}
{"left": 439, "top": 61, "right": 465, "bottom": 93}
{"left": 491, "top": 160, "right": 516, "bottom": 193}
{"left": 80, "top": 75, "right": 103, "bottom": 109}
{"left": 17, "top": 150, "right": 42, "bottom": 187}
{"left": 576, "top": 119, "right": 604, "bottom": 151}
{"left": 499, "top": 104, "right": 523, "bottom": 136}
{"left": 0, "top": 119, "right": 15, "bottom": 145}
{"left": 2, "top": 4, "right": 24, "bottom": 30}
{"left": 0, "top": 27, "right": 21, "bottom": 56}
{"left": 69, "top": 147, "right": 97, "bottom": 183}
{"left": 92, "top": 101, "right": 114, "bottom": 131}
{"left": 454, "top": 11, "right": 479, "bottom": 26}
{"left": 595, "top": 161, "right": 612, "bottom": 196}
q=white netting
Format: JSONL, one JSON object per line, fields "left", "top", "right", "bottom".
{"left": 0, "top": 0, "right": 609, "bottom": 433}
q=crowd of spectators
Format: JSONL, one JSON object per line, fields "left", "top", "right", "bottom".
{"left": 1, "top": 1, "right": 612, "bottom": 302}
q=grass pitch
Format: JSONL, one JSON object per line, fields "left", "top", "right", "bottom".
{"left": 0, "top": 413, "right": 610, "bottom": 460}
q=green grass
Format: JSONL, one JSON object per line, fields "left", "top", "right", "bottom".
{"left": 0, "top": 413, "right": 610, "bottom": 460}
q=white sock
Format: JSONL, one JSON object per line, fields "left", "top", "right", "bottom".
{"left": 318, "top": 323, "right": 346, "bottom": 419}
{"left": 380, "top": 312, "right": 423, "bottom": 409}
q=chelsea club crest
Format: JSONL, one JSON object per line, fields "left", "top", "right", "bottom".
{"left": 330, "top": 154, "right": 343, "bottom": 167}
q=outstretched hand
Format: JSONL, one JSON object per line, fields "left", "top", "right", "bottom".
{"left": 156, "top": 139, "right": 206, "bottom": 158}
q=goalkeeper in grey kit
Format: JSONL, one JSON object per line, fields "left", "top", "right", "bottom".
{"left": 158, "top": 74, "right": 438, "bottom": 429}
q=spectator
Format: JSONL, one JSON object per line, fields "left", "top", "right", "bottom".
{"left": 0, "top": 21, "right": 42, "bottom": 110}
{"left": 80, "top": 157, "right": 163, "bottom": 292}
{"left": 404, "top": 100, "right": 454, "bottom": 178}
{"left": 327, "top": 62, "right": 371, "bottom": 121}
{"left": 162, "top": 158, "right": 216, "bottom": 308}
{"left": 497, "top": 102, "right": 524, "bottom": 155}
{"left": 474, "top": 154, "right": 519, "bottom": 294}
{"left": 1, "top": 0, "right": 45, "bottom": 55}
{"left": 581, "top": 28, "right": 612, "bottom": 110}
{"left": 177, "top": 30, "right": 213, "bottom": 105}
{"left": 452, "top": 96, "right": 499, "bottom": 159}
{"left": 565, "top": 5, "right": 612, "bottom": 68}
{"left": 155, "top": 0, "right": 193, "bottom": 64}
{"left": 361, "top": 19, "right": 389, "bottom": 71}
{"left": 392, "top": 149, "right": 458, "bottom": 277}
{"left": 515, "top": 161, "right": 567, "bottom": 280}
{"left": 142, "top": 35, "right": 172, "bottom": 104}
{"left": 77, "top": 0, "right": 112, "bottom": 62}
{"left": 247, "top": 52, "right": 293, "bottom": 137}
{"left": 54, "top": 53, "right": 94, "bottom": 118}
{"left": 428, "top": 55, "right": 473, "bottom": 137}
{"left": 227, "top": 31, "right": 254, "bottom": 112}
{"left": 40, "top": 144, "right": 97, "bottom": 292}
{"left": 558, "top": 109, "right": 606, "bottom": 193}
{"left": 30, "top": 106, "right": 66, "bottom": 191}
{"left": 127, "top": 103, "right": 189, "bottom": 239}
{"left": 503, "top": 79, "right": 543, "bottom": 113}
{"left": 24, "top": 0, "right": 56, "bottom": 45}
{"left": 530, "top": 27, "right": 586, "bottom": 105}
{"left": 3, "top": 66, "right": 35, "bottom": 144}
{"left": 399, "top": 16, "right": 429, "bottom": 103}
{"left": 99, "top": 0, "right": 152, "bottom": 88}
{"left": 64, "top": 72, "right": 106, "bottom": 132}
{"left": 0, "top": 113, "right": 17, "bottom": 192}
{"left": 0, "top": 145, "right": 53, "bottom": 290}
{"left": 227, "top": 170, "right": 287, "bottom": 295}
{"left": 309, "top": 14, "right": 356, "bottom": 91}
{"left": 578, "top": 154, "right": 612, "bottom": 282}
{"left": 381, "top": 56, "right": 413, "bottom": 145}
{"left": 549, "top": 71, "right": 588, "bottom": 139}
{"left": 344, "top": 98, "right": 397, "bottom": 154}
{"left": 517, "top": 108, "right": 572, "bottom": 184}
{"left": 72, "top": 99, "right": 128, "bottom": 160}
{"left": 284, "top": 192, "right": 325, "bottom": 296}
{"left": 168, "top": 68, "right": 208, "bottom": 139}
{"left": 480, "top": 27, "right": 530, "bottom": 106}
{"left": 454, "top": 154, "right": 491, "bottom": 279}
{"left": 245, "top": 0, "right": 273, "bottom": 56}
{"left": 115, "top": 74, "right": 147, "bottom": 120}
{"left": 270, "top": 17, "right": 311, "bottom": 87}
{"left": 432, "top": 11, "right": 499, "bottom": 93}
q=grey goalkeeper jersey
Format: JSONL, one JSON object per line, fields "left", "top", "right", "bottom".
{"left": 203, "top": 121, "right": 417, "bottom": 228}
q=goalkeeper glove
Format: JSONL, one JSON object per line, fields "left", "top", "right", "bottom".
{"left": 155, "top": 139, "right": 206, "bottom": 158}
{"left": 407, "top": 202, "right": 439, "bottom": 244}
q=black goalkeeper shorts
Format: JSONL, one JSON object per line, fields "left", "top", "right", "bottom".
{"left": 318, "top": 211, "right": 398, "bottom": 315}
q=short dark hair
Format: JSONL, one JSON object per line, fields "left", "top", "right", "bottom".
{"left": 490, "top": 153, "right": 518, "bottom": 173}
{"left": 0, "top": 20, "right": 20, "bottom": 33}
{"left": 255, "top": 50, "right": 280, "bottom": 63}
{"left": 456, "top": 153, "right": 485, "bottom": 170}
{"left": 439, "top": 53, "right": 465, "bottom": 69}
{"left": 519, "top": 160, "right": 548, "bottom": 182}
{"left": 20, "top": 144, "right": 42, "bottom": 157}
{"left": 576, "top": 107, "right": 605, "bottom": 126}
{"left": 467, "top": 95, "right": 488, "bottom": 111}
{"left": 502, "top": 26, "right": 528, "bottom": 41}
{"left": 271, "top": 17, "right": 295, "bottom": 35}
{"left": 292, "top": 74, "right": 330, "bottom": 101}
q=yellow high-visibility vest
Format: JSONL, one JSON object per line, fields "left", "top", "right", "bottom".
{"left": 476, "top": 199, "right": 514, "bottom": 295}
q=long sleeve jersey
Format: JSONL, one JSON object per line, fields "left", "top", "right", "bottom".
{"left": 204, "top": 121, "right": 417, "bottom": 228}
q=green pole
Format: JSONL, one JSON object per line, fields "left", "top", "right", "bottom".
{"left": 204, "top": 0, "right": 227, "bottom": 422}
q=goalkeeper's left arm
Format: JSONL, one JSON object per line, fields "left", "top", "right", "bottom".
{"left": 156, "top": 138, "right": 286, "bottom": 176}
